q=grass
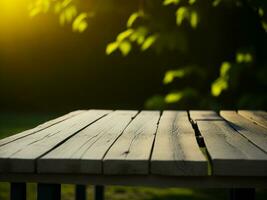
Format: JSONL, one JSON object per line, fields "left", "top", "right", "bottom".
{"left": 0, "top": 112, "right": 266, "bottom": 200}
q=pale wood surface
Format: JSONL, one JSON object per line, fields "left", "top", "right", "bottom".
{"left": 103, "top": 111, "right": 160, "bottom": 175}
{"left": 151, "top": 111, "right": 208, "bottom": 176}
{"left": 238, "top": 110, "right": 267, "bottom": 129}
{"left": 190, "top": 111, "right": 267, "bottom": 176}
{"left": 0, "top": 110, "right": 111, "bottom": 172}
{"left": 0, "top": 109, "right": 266, "bottom": 180}
{"left": 0, "top": 110, "right": 84, "bottom": 147}
{"left": 220, "top": 111, "right": 267, "bottom": 153}
{"left": 190, "top": 110, "right": 221, "bottom": 121}
{"left": 196, "top": 120, "right": 267, "bottom": 176}
{"left": 38, "top": 111, "right": 138, "bottom": 173}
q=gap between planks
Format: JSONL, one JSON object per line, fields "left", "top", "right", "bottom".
{"left": 150, "top": 111, "right": 208, "bottom": 176}
{"left": 190, "top": 111, "right": 267, "bottom": 176}
{"left": 38, "top": 110, "right": 139, "bottom": 174}
{"left": 0, "top": 110, "right": 112, "bottom": 173}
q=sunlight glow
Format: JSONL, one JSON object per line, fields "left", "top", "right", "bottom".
{"left": 0, "top": 0, "right": 31, "bottom": 38}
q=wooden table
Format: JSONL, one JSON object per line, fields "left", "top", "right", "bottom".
{"left": 0, "top": 110, "right": 266, "bottom": 200}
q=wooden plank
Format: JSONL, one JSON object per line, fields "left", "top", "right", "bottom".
{"left": 0, "top": 110, "right": 111, "bottom": 173}
{"left": 221, "top": 111, "right": 267, "bottom": 153}
{"left": 151, "top": 111, "right": 208, "bottom": 176}
{"left": 190, "top": 111, "right": 267, "bottom": 176}
{"left": 190, "top": 110, "right": 221, "bottom": 121}
{"left": 0, "top": 110, "right": 85, "bottom": 147}
{"left": 38, "top": 110, "right": 138, "bottom": 174}
{"left": 238, "top": 110, "right": 267, "bottom": 129}
{"left": 103, "top": 111, "right": 160, "bottom": 175}
{"left": 195, "top": 119, "right": 267, "bottom": 176}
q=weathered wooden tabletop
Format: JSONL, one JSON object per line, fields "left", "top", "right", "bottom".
{"left": 0, "top": 110, "right": 266, "bottom": 187}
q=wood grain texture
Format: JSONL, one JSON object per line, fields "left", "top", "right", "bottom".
{"left": 0, "top": 110, "right": 111, "bottom": 173}
{"left": 0, "top": 110, "right": 84, "bottom": 147}
{"left": 38, "top": 110, "right": 138, "bottom": 174}
{"left": 190, "top": 110, "right": 221, "bottom": 121}
{"left": 1, "top": 109, "right": 266, "bottom": 178}
{"left": 197, "top": 119, "right": 267, "bottom": 176}
{"left": 151, "top": 111, "right": 208, "bottom": 176}
{"left": 103, "top": 111, "right": 160, "bottom": 175}
{"left": 220, "top": 111, "right": 267, "bottom": 153}
{"left": 238, "top": 110, "right": 267, "bottom": 129}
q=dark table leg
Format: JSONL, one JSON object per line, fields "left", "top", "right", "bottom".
{"left": 10, "top": 182, "right": 26, "bottom": 200}
{"left": 230, "top": 188, "right": 255, "bottom": 200}
{"left": 75, "top": 185, "right": 86, "bottom": 200}
{"left": 94, "top": 185, "right": 104, "bottom": 200}
{"left": 37, "top": 183, "right": 61, "bottom": 200}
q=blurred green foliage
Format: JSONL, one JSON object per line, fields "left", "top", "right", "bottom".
{"left": 211, "top": 62, "right": 231, "bottom": 97}
{"left": 28, "top": 0, "right": 267, "bottom": 110}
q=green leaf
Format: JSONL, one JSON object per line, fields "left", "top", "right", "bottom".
{"left": 244, "top": 53, "right": 253, "bottom": 63}
{"left": 220, "top": 62, "right": 231, "bottom": 76}
{"left": 65, "top": 6, "right": 77, "bottom": 22}
{"left": 54, "top": 0, "right": 72, "bottom": 13}
{"left": 116, "top": 29, "right": 134, "bottom": 41}
{"left": 29, "top": 0, "right": 51, "bottom": 17}
{"left": 211, "top": 78, "right": 228, "bottom": 97}
{"left": 119, "top": 41, "right": 132, "bottom": 56}
{"left": 163, "top": 66, "right": 204, "bottom": 84}
{"left": 262, "top": 21, "right": 267, "bottom": 32}
{"left": 141, "top": 35, "right": 158, "bottom": 51}
{"left": 59, "top": 5, "right": 77, "bottom": 25}
{"left": 61, "top": 0, "right": 72, "bottom": 8}
{"left": 163, "top": 72, "right": 175, "bottom": 84}
{"left": 188, "top": 0, "right": 196, "bottom": 5}
{"left": 129, "top": 27, "right": 148, "bottom": 44}
{"left": 54, "top": 2, "right": 62, "bottom": 13}
{"left": 165, "top": 88, "right": 197, "bottom": 103}
{"left": 129, "top": 32, "right": 139, "bottom": 42}
{"left": 258, "top": 8, "right": 264, "bottom": 17}
{"left": 127, "top": 12, "right": 140, "bottom": 28}
{"left": 211, "top": 62, "right": 231, "bottom": 97}
{"left": 212, "top": 0, "right": 221, "bottom": 7}
{"left": 236, "top": 53, "right": 253, "bottom": 63}
{"left": 163, "top": 69, "right": 186, "bottom": 84}
{"left": 163, "top": 0, "right": 180, "bottom": 6}
{"left": 137, "top": 36, "right": 145, "bottom": 44}
{"left": 176, "top": 7, "right": 189, "bottom": 26}
{"left": 165, "top": 92, "right": 183, "bottom": 103}
{"left": 77, "top": 22, "right": 87, "bottom": 32}
{"left": 190, "top": 11, "right": 198, "bottom": 28}
{"left": 72, "top": 12, "right": 88, "bottom": 32}
{"left": 106, "top": 42, "right": 119, "bottom": 55}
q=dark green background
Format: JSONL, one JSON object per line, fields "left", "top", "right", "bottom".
{"left": 1, "top": 0, "right": 266, "bottom": 112}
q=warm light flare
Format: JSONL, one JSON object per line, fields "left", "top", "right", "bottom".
{"left": 0, "top": 0, "right": 31, "bottom": 38}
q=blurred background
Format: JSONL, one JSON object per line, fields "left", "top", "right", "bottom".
{"left": 0, "top": 0, "right": 167, "bottom": 113}
{"left": 0, "top": 0, "right": 266, "bottom": 199}
{"left": 0, "top": 0, "right": 266, "bottom": 113}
